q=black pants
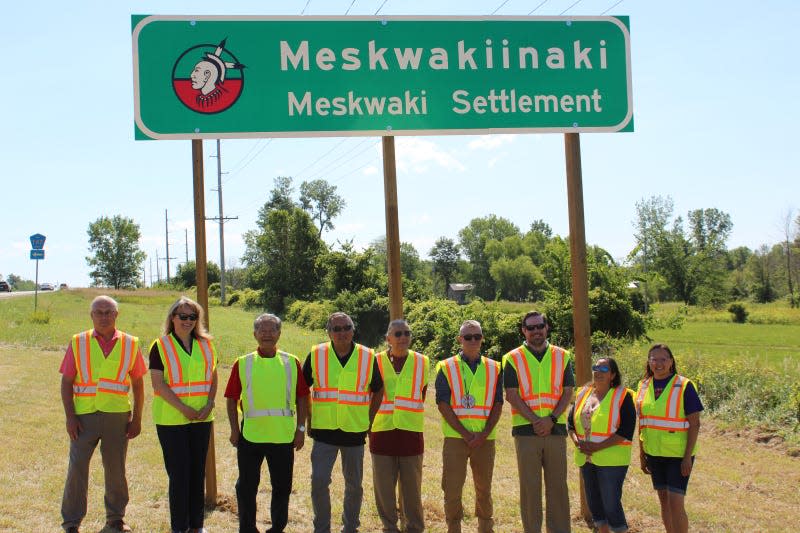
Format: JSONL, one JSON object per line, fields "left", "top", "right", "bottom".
{"left": 236, "top": 437, "right": 294, "bottom": 533}
{"left": 156, "top": 422, "right": 212, "bottom": 531}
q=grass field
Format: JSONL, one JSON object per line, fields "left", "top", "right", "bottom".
{"left": 1, "top": 290, "right": 799, "bottom": 532}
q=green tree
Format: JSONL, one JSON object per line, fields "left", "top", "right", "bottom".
{"left": 264, "top": 176, "right": 296, "bottom": 212}
{"left": 429, "top": 237, "right": 461, "bottom": 295}
{"left": 317, "top": 242, "right": 382, "bottom": 299}
{"left": 458, "top": 215, "right": 520, "bottom": 299}
{"left": 86, "top": 215, "right": 146, "bottom": 289}
{"left": 489, "top": 255, "right": 546, "bottom": 301}
{"left": 300, "top": 179, "right": 346, "bottom": 238}
{"left": 174, "top": 261, "right": 221, "bottom": 289}
{"left": 243, "top": 206, "right": 325, "bottom": 312}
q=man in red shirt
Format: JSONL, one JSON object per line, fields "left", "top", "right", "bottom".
{"left": 225, "top": 313, "right": 309, "bottom": 533}
{"left": 59, "top": 295, "right": 146, "bottom": 533}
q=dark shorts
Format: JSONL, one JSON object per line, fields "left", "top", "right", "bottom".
{"left": 645, "top": 454, "right": 694, "bottom": 495}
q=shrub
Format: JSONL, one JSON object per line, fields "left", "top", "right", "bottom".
{"left": 29, "top": 309, "right": 51, "bottom": 324}
{"left": 333, "top": 288, "right": 390, "bottom": 347}
{"left": 728, "top": 302, "right": 748, "bottom": 323}
{"left": 286, "top": 299, "right": 334, "bottom": 330}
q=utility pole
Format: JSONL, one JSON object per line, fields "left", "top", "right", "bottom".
{"left": 155, "top": 249, "right": 161, "bottom": 283}
{"left": 164, "top": 209, "right": 177, "bottom": 283}
{"left": 185, "top": 228, "right": 189, "bottom": 263}
{"left": 207, "top": 139, "right": 238, "bottom": 304}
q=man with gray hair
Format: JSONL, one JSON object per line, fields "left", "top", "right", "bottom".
{"left": 59, "top": 295, "right": 146, "bottom": 533}
{"left": 225, "top": 313, "right": 309, "bottom": 533}
{"left": 303, "top": 312, "right": 384, "bottom": 533}
{"left": 436, "top": 320, "right": 503, "bottom": 533}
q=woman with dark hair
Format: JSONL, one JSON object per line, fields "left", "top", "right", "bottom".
{"left": 636, "top": 344, "right": 703, "bottom": 533}
{"left": 568, "top": 357, "right": 636, "bottom": 533}
{"left": 149, "top": 296, "right": 218, "bottom": 533}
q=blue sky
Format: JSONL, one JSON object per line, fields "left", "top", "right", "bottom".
{"left": 1, "top": 1, "right": 798, "bottom": 288}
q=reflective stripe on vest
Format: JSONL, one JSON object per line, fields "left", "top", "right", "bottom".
{"left": 508, "top": 344, "right": 565, "bottom": 415}
{"left": 73, "top": 331, "right": 134, "bottom": 396}
{"left": 377, "top": 351, "right": 426, "bottom": 415}
{"left": 312, "top": 343, "right": 371, "bottom": 406}
{"left": 574, "top": 386, "right": 630, "bottom": 443}
{"left": 636, "top": 375, "right": 690, "bottom": 432}
{"left": 71, "top": 330, "right": 138, "bottom": 414}
{"left": 443, "top": 356, "right": 499, "bottom": 420}
{"left": 310, "top": 342, "right": 374, "bottom": 432}
{"left": 243, "top": 352, "right": 295, "bottom": 418}
{"left": 156, "top": 335, "right": 214, "bottom": 397}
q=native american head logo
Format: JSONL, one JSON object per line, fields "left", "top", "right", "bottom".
{"left": 172, "top": 38, "right": 245, "bottom": 114}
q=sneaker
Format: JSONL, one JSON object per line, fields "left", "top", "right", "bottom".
{"left": 105, "top": 520, "right": 132, "bottom": 532}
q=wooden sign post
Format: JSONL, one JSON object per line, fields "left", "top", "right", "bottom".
{"left": 382, "top": 136, "right": 404, "bottom": 321}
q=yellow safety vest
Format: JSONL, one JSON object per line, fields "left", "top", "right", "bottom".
{"left": 372, "top": 350, "right": 429, "bottom": 433}
{"left": 636, "top": 374, "right": 698, "bottom": 457}
{"left": 310, "top": 342, "right": 374, "bottom": 432}
{"left": 502, "top": 343, "right": 570, "bottom": 426}
{"left": 71, "top": 330, "right": 139, "bottom": 414}
{"left": 572, "top": 385, "right": 633, "bottom": 467}
{"left": 239, "top": 351, "right": 299, "bottom": 443}
{"left": 439, "top": 355, "right": 500, "bottom": 440}
{"left": 152, "top": 335, "right": 217, "bottom": 426}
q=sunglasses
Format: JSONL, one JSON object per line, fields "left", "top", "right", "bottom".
{"left": 392, "top": 330, "right": 412, "bottom": 338}
{"left": 462, "top": 334, "right": 483, "bottom": 341}
{"left": 330, "top": 324, "right": 353, "bottom": 333}
{"left": 524, "top": 323, "right": 547, "bottom": 331}
{"left": 176, "top": 313, "right": 198, "bottom": 321}
{"left": 592, "top": 364, "right": 610, "bottom": 373}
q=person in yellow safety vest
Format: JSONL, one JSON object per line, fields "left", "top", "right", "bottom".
{"left": 501, "top": 311, "right": 574, "bottom": 533}
{"left": 370, "top": 319, "right": 429, "bottom": 533}
{"left": 59, "top": 295, "right": 146, "bottom": 533}
{"left": 567, "top": 357, "right": 636, "bottom": 533}
{"left": 148, "top": 297, "right": 218, "bottom": 533}
{"left": 636, "top": 344, "right": 703, "bottom": 533}
{"left": 436, "top": 320, "right": 503, "bottom": 533}
{"left": 225, "top": 313, "right": 310, "bottom": 533}
{"left": 302, "top": 312, "right": 384, "bottom": 533}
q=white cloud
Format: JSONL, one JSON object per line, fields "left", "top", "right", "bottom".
{"left": 362, "top": 165, "right": 379, "bottom": 175}
{"left": 467, "top": 134, "right": 518, "bottom": 150}
{"left": 395, "top": 138, "right": 466, "bottom": 174}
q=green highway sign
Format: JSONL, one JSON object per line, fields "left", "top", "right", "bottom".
{"left": 132, "top": 16, "right": 632, "bottom": 139}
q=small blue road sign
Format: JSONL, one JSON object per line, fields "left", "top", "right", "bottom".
{"left": 30, "top": 234, "right": 46, "bottom": 250}
{"left": 30, "top": 249, "right": 45, "bottom": 260}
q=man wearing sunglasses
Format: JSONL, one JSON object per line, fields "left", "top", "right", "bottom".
{"left": 302, "top": 312, "right": 384, "bottom": 533}
{"left": 435, "top": 320, "right": 503, "bottom": 533}
{"left": 502, "top": 311, "right": 574, "bottom": 533}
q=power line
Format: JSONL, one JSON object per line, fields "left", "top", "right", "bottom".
{"left": 301, "top": 138, "right": 370, "bottom": 178}
{"left": 301, "top": 0, "right": 312, "bottom": 15}
{"left": 345, "top": 0, "right": 358, "bottom": 15}
{"left": 490, "top": 0, "right": 512, "bottom": 15}
{"left": 559, "top": 0, "right": 584, "bottom": 15}
{"left": 292, "top": 138, "right": 348, "bottom": 179}
{"left": 228, "top": 139, "right": 265, "bottom": 174}
{"left": 600, "top": 0, "right": 625, "bottom": 15}
{"left": 306, "top": 140, "right": 380, "bottom": 182}
{"left": 374, "top": 0, "right": 389, "bottom": 15}
{"left": 527, "top": 0, "right": 550, "bottom": 14}
{"left": 223, "top": 139, "right": 273, "bottom": 184}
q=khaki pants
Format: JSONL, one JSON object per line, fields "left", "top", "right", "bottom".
{"left": 372, "top": 453, "right": 425, "bottom": 533}
{"left": 61, "top": 411, "right": 130, "bottom": 530}
{"left": 513, "top": 435, "right": 571, "bottom": 533}
{"left": 441, "top": 437, "right": 495, "bottom": 533}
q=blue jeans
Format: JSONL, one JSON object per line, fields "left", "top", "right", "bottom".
{"left": 580, "top": 463, "right": 629, "bottom": 533}
{"left": 310, "top": 440, "right": 364, "bottom": 533}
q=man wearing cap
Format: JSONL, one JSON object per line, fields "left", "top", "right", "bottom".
{"left": 303, "top": 312, "right": 384, "bottom": 533}
{"left": 59, "top": 295, "right": 146, "bottom": 533}
{"left": 436, "top": 320, "right": 503, "bottom": 533}
{"left": 502, "top": 311, "right": 575, "bottom": 533}
{"left": 225, "top": 313, "right": 309, "bottom": 533}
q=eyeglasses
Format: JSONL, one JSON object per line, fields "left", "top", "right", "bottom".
{"left": 175, "top": 313, "right": 198, "bottom": 321}
{"left": 524, "top": 323, "right": 547, "bottom": 331}
{"left": 462, "top": 334, "right": 483, "bottom": 341}
{"left": 592, "top": 364, "right": 610, "bottom": 373}
{"left": 392, "top": 330, "right": 412, "bottom": 338}
{"left": 330, "top": 324, "right": 353, "bottom": 333}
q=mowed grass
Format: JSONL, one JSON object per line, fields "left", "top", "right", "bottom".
{"left": 1, "top": 291, "right": 799, "bottom": 532}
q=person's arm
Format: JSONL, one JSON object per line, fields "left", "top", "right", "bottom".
{"left": 472, "top": 400, "right": 503, "bottom": 448}
{"left": 536, "top": 385, "right": 574, "bottom": 436}
{"left": 437, "top": 401, "right": 474, "bottom": 443}
{"left": 682, "top": 411, "right": 701, "bottom": 476}
{"left": 295, "top": 395, "right": 309, "bottom": 450}
{"left": 369, "top": 389, "right": 383, "bottom": 428}
{"left": 61, "top": 374, "right": 81, "bottom": 440}
{"left": 150, "top": 369, "right": 199, "bottom": 420}
{"left": 197, "top": 368, "right": 218, "bottom": 421}
{"left": 127, "top": 375, "right": 144, "bottom": 439}
{"left": 506, "top": 387, "right": 540, "bottom": 424}
{"left": 227, "top": 397, "right": 241, "bottom": 446}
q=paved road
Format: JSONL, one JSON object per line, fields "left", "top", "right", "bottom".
{"left": 0, "top": 290, "right": 54, "bottom": 300}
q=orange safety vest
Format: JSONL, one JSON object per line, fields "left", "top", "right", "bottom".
{"left": 373, "top": 350, "right": 428, "bottom": 432}
{"left": 310, "top": 342, "right": 374, "bottom": 432}
{"left": 503, "top": 343, "right": 569, "bottom": 425}
{"left": 439, "top": 355, "right": 500, "bottom": 439}
{"left": 72, "top": 330, "right": 138, "bottom": 414}
{"left": 152, "top": 335, "right": 216, "bottom": 425}
{"left": 636, "top": 374, "right": 698, "bottom": 457}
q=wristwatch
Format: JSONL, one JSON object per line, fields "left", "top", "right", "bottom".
{"left": 297, "top": 424, "right": 306, "bottom": 433}
{"left": 549, "top": 415, "right": 558, "bottom": 424}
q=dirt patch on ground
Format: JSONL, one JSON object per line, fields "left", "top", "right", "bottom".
{"left": 705, "top": 420, "right": 800, "bottom": 456}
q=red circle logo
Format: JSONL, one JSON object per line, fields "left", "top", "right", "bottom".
{"left": 172, "top": 39, "right": 245, "bottom": 114}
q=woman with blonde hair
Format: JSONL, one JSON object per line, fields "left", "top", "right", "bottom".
{"left": 149, "top": 296, "right": 218, "bottom": 533}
